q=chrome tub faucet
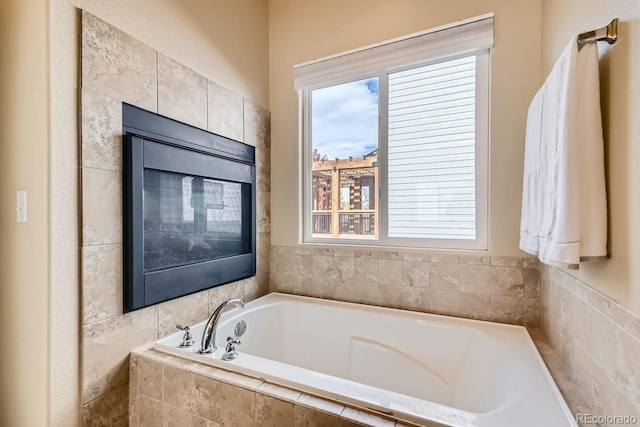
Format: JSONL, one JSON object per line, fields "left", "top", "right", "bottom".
{"left": 199, "top": 298, "right": 245, "bottom": 354}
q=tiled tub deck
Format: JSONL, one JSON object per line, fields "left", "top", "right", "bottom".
{"left": 130, "top": 347, "right": 417, "bottom": 427}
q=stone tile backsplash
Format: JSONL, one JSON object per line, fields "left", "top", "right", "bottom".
{"left": 270, "top": 245, "right": 540, "bottom": 327}
{"left": 80, "top": 11, "right": 270, "bottom": 426}
{"left": 540, "top": 265, "right": 640, "bottom": 422}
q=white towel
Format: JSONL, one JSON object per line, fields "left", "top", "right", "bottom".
{"left": 520, "top": 38, "right": 608, "bottom": 269}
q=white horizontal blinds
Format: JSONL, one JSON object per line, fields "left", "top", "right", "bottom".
{"left": 388, "top": 55, "right": 477, "bottom": 239}
{"left": 294, "top": 14, "right": 493, "bottom": 90}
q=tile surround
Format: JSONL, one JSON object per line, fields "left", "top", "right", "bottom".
{"left": 458, "top": 292, "right": 491, "bottom": 320}
{"left": 430, "top": 289, "right": 460, "bottom": 317}
{"left": 490, "top": 295, "right": 524, "bottom": 324}
{"left": 528, "top": 329, "right": 596, "bottom": 417}
{"left": 294, "top": 406, "right": 340, "bottom": 427}
{"left": 139, "top": 394, "right": 163, "bottom": 426}
{"left": 163, "top": 403, "right": 192, "bottom": 427}
{"left": 219, "top": 381, "right": 257, "bottom": 426}
{"left": 378, "top": 259, "right": 403, "bottom": 287}
{"left": 271, "top": 245, "right": 540, "bottom": 326}
{"left": 208, "top": 80, "right": 244, "bottom": 141}
{"left": 81, "top": 11, "right": 157, "bottom": 111}
{"left": 82, "top": 384, "right": 129, "bottom": 427}
{"left": 257, "top": 232, "right": 272, "bottom": 275}
{"left": 82, "top": 305, "right": 157, "bottom": 402}
{"left": 379, "top": 285, "right": 430, "bottom": 312}
{"left": 540, "top": 265, "right": 640, "bottom": 423}
{"left": 80, "top": 11, "right": 271, "bottom": 425}
{"left": 137, "top": 344, "right": 164, "bottom": 401}
{"left": 244, "top": 101, "right": 271, "bottom": 151}
{"left": 157, "top": 292, "right": 210, "bottom": 339}
{"left": 490, "top": 266, "right": 524, "bottom": 297}
{"left": 458, "top": 264, "right": 490, "bottom": 293}
{"left": 81, "top": 88, "right": 122, "bottom": 171}
{"left": 163, "top": 363, "right": 194, "bottom": 412}
{"left": 129, "top": 349, "right": 431, "bottom": 427}
{"left": 257, "top": 191, "right": 271, "bottom": 233}
{"left": 81, "top": 243, "right": 122, "bottom": 324}
{"left": 402, "top": 259, "right": 430, "bottom": 288}
{"left": 256, "top": 393, "right": 295, "bottom": 427}
{"left": 190, "top": 371, "right": 222, "bottom": 421}
{"left": 157, "top": 53, "right": 208, "bottom": 129}
{"left": 81, "top": 167, "right": 122, "bottom": 246}
{"left": 429, "top": 262, "right": 458, "bottom": 291}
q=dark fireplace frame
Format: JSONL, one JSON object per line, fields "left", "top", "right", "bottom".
{"left": 122, "top": 103, "right": 256, "bottom": 313}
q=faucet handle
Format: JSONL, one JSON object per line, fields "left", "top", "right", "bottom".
{"left": 176, "top": 325, "right": 195, "bottom": 348}
{"left": 226, "top": 336, "right": 241, "bottom": 348}
{"left": 222, "top": 336, "right": 241, "bottom": 361}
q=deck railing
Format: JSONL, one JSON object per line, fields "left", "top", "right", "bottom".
{"left": 312, "top": 211, "right": 332, "bottom": 235}
{"left": 312, "top": 210, "right": 376, "bottom": 238}
{"left": 339, "top": 211, "right": 375, "bottom": 236}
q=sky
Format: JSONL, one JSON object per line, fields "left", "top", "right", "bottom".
{"left": 311, "top": 77, "right": 379, "bottom": 160}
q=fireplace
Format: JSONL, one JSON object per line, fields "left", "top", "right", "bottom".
{"left": 123, "top": 103, "right": 256, "bottom": 312}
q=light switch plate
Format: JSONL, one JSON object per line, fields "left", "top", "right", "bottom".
{"left": 16, "top": 190, "right": 27, "bottom": 223}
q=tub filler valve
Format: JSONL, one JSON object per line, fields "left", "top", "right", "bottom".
{"left": 199, "top": 298, "right": 245, "bottom": 354}
{"left": 176, "top": 325, "right": 195, "bottom": 348}
{"left": 222, "top": 336, "right": 241, "bottom": 361}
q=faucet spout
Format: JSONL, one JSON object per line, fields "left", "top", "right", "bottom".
{"left": 199, "top": 298, "right": 245, "bottom": 354}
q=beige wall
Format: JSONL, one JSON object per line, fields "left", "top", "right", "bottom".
{"left": 541, "top": 0, "right": 640, "bottom": 313}
{"left": 269, "top": 0, "right": 542, "bottom": 255}
{"left": 0, "top": 1, "right": 50, "bottom": 426}
{"left": 49, "top": 1, "right": 269, "bottom": 426}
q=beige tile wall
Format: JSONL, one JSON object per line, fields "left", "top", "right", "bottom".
{"left": 271, "top": 246, "right": 540, "bottom": 327}
{"left": 129, "top": 348, "right": 443, "bottom": 427}
{"left": 80, "top": 11, "right": 270, "bottom": 425}
{"left": 540, "top": 265, "right": 640, "bottom": 422}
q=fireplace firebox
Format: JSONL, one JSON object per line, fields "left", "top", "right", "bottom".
{"left": 123, "top": 103, "right": 256, "bottom": 312}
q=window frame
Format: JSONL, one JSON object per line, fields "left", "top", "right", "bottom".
{"left": 301, "top": 50, "right": 490, "bottom": 251}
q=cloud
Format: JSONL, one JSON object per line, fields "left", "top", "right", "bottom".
{"left": 312, "top": 78, "right": 378, "bottom": 159}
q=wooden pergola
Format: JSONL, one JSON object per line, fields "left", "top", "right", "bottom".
{"left": 312, "top": 150, "right": 378, "bottom": 239}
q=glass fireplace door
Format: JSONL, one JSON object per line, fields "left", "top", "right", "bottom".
{"left": 143, "top": 170, "right": 249, "bottom": 273}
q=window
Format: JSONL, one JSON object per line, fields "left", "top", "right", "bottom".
{"left": 310, "top": 77, "right": 380, "bottom": 239}
{"left": 297, "top": 14, "right": 493, "bottom": 250}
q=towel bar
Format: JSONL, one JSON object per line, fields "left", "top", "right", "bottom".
{"left": 577, "top": 18, "right": 618, "bottom": 47}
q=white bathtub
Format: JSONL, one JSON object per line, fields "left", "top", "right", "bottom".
{"left": 154, "top": 293, "right": 576, "bottom": 427}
